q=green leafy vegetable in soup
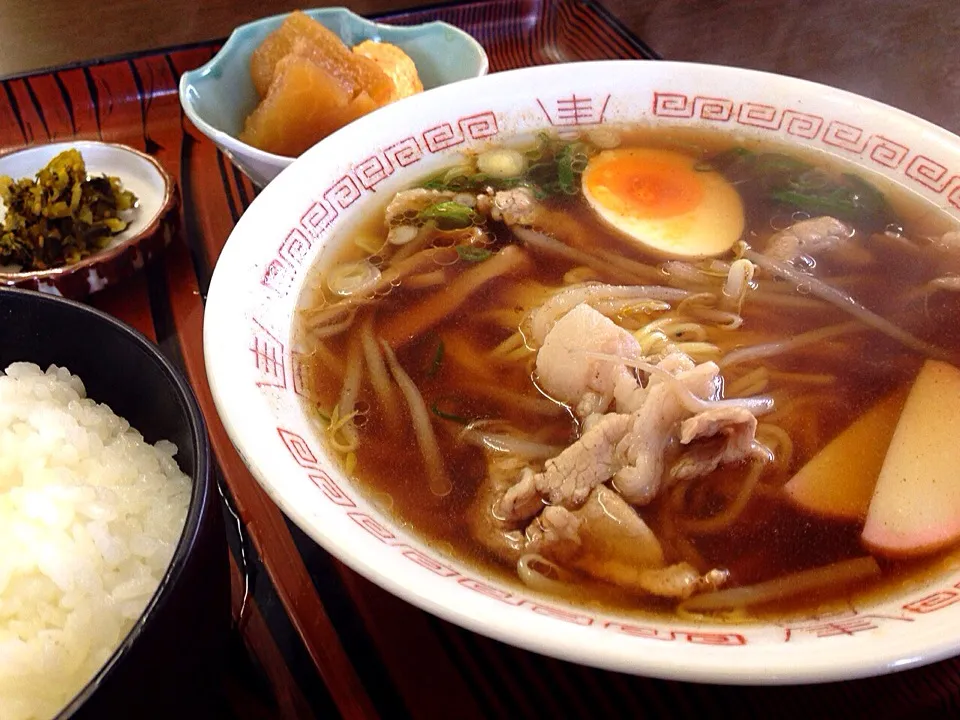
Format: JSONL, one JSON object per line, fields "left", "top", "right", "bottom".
{"left": 700, "top": 147, "right": 893, "bottom": 230}
{"left": 418, "top": 201, "right": 479, "bottom": 230}
{"left": 296, "top": 126, "right": 960, "bottom": 622}
{"left": 421, "top": 133, "right": 596, "bottom": 199}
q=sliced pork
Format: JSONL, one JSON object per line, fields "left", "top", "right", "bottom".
{"left": 524, "top": 486, "right": 725, "bottom": 599}
{"left": 765, "top": 216, "right": 853, "bottom": 263}
{"left": 670, "top": 406, "right": 762, "bottom": 481}
{"left": 535, "top": 303, "right": 642, "bottom": 417}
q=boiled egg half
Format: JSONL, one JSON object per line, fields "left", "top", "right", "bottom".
{"left": 581, "top": 147, "right": 745, "bottom": 258}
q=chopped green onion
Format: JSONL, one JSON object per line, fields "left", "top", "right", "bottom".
{"left": 443, "top": 165, "right": 474, "bottom": 184}
{"left": 422, "top": 177, "right": 451, "bottom": 190}
{"left": 326, "top": 260, "right": 381, "bottom": 297}
{"left": 455, "top": 246, "right": 493, "bottom": 263}
{"left": 431, "top": 399, "right": 471, "bottom": 424}
{"left": 418, "top": 201, "right": 478, "bottom": 230}
{"left": 418, "top": 133, "right": 595, "bottom": 198}
{"left": 477, "top": 149, "right": 526, "bottom": 179}
{"left": 555, "top": 142, "right": 590, "bottom": 195}
{"left": 427, "top": 340, "right": 445, "bottom": 378}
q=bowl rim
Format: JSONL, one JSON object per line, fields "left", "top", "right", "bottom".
{"left": 0, "top": 286, "right": 213, "bottom": 718}
{"left": 178, "top": 5, "right": 490, "bottom": 167}
{"left": 204, "top": 58, "right": 960, "bottom": 685}
{"left": 0, "top": 140, "right": 177, "bottom": 287}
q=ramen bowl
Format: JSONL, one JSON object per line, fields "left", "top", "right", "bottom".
{"left": 204, "top": 60, "right": 960, "bottom": 684}
{"left": 179, "top": 6, "right": 489, "bottom": 188}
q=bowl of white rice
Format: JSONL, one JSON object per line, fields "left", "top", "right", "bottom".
{"left": 0, "top": 287, "right": 228, "bottom": 719}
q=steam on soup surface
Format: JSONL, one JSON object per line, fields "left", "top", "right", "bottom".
{"left": 295, "top": 127, "right": 960, "bottom": 620}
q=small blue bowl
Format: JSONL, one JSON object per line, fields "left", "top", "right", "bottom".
{"left": 179, "top": 7, "right": 488, "bottom": 187}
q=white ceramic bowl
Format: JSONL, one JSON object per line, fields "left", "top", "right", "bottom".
{"left": 204, "top": 60, "right": 960, "bottom": 684}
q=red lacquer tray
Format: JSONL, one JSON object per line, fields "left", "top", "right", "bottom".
{"left": 2, "top": 1, "right": 959, "bottom": 718}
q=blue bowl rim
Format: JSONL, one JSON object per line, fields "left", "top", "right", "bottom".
{"left": 178, "top": 6, "right": 490, "bottom": 165}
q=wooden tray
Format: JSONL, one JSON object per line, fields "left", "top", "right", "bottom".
{"left": 2, "top": 1, "right": 958, "bottom": 718}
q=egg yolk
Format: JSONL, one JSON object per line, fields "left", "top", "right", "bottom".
{"left": 586, "top": 152, "right": 705, "bottom": 220}
{"left": 581, "top": 146, "right": 745, "bottom": 258}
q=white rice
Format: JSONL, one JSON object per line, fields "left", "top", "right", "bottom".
{"left": 0, "top": 362, "right": 191, "bottom": 720}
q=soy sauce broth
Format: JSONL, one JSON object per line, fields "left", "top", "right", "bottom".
{"left": 294, "top": 126, "right": 960, "bottom": 620}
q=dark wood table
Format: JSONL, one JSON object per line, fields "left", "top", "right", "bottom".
{"left": 1, "top": 0, "right": 957, "bottom": 135}
{"left": 1, "top": 1, "right": 958, "bottom": 718}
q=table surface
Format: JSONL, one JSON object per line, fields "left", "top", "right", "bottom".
{"left": 2, "top": 1, "right": 959, "bottom": 718}
{"left": 0, "top": 0, "right": 957, "bottom": 135}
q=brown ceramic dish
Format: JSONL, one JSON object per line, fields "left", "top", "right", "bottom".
{"left": 0, "top": 140, "right": 178, "bottom": 298}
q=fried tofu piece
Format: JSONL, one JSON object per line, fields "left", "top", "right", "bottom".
{"left": 352, "top": 39, "right": 424, "bottom": 102}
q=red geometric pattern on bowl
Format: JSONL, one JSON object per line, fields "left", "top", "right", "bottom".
{"left": 260, "top": 111, "right": 499, "bottom": 297}
{"left": 652, "top": 91, "right": 960, "bottom": 207}
{"left": 266, "top": 413, "right": 960, "bottom": 644}
{"left": 272, "top": 424, "right": 752, "bottom": 643}
{"left": 536, "top": 94, "right": 611, "bottom": 126}
{"left": 245, "top": 89, "right": 960, "bottom": 647}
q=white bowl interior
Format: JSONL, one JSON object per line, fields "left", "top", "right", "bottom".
{"left": 204, "top": 60, "right": 960, "bottom": 684}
